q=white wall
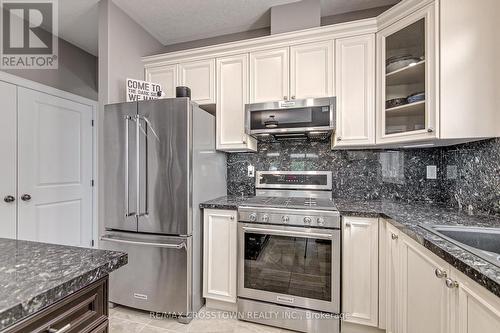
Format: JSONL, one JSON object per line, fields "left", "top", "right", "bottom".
{"left": 98, "top": 0, "right": 163, "bottom": 105}
{"left": 97, "top": 0, "right": 163, "bottom": 238}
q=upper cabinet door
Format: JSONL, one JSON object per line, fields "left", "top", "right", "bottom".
{"left": 178, "top": 59, "right": 216, "bottom": 104}
{"left": 216, "top": 54, "right": 257, "bottom": 152}
{"left": 334, "top": 34, "right": 375, "bottom": 148}
{"left": 145, "top": 64, "right": 178, "bottom": 98}
{"left": 290, "top": 40, "right": 334, "bottom": 99}
{"left": 0, "top": 81, "right": 17, "bottom": 239}
{"left": 249, "top": 47, "right": 289, "bottom": 103}
{"left": 377, "top": 2, "right": 438, "bottom": 144}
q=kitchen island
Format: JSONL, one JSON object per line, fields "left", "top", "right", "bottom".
{"left": 0, "top": 238, "right": 127, "bottom": 332}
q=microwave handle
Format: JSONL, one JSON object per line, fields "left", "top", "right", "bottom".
{"left": 242, "top": 226, "right": 333, "bottom": 240}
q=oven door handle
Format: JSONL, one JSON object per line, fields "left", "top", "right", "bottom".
{"left": 242, "top": 226, "right": 334, "bottom": 240}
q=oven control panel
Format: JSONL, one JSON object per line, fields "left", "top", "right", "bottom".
{"left": 238, "top": 207, "right": 340, "bottom": 229}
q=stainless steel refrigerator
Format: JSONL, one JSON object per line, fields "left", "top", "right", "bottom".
{"left": 100, "top": 98, "right": 226, "bottom": 322}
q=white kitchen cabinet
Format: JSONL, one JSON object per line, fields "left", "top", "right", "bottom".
{"left": 0, "top": 81, "right": 17, "bottom": 239}
{"left": 377, "top": 2, "right": 438, "bottom": 144}
{"left": 376, "top": 0, "right": 500, "bottom": 146}
{"left": 216, "top": 54, "right": 257, "bottom": 152}
{"left": 449, "top": 268, "right": 500, "bottom": 333}
{"left": 203, "top": 209, "right": 237, "bottom": 304}
{"left": 250, "top": 47, "right": 289, "bottom": 103}
{"left": 398, "top": 233, "right": 450, "bottom": 333}
{"left": 385, "top": 222, "right": 400, "bottom": 333}
{"left": 178, "top": 59, "right": 215, "bottom": 104}
{"left": 146, "top": 64, "right": 177, "bottom": 98}
{"left": 342, "top": 216, "right": 379, "bottom": 327}
{"left": 290, "top": 40, "right": 334, "bottom": 99}
{"left": 333, "top": 34, "right": 375, "bottom": 148}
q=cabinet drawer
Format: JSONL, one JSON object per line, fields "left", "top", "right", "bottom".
{"left": 5, "top": 277, "right": 108, "bottom": 333}
{"left": 90, "top": 319, "right": 109, "bottom": 333}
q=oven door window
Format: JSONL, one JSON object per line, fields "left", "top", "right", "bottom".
{"left": 244, "top": 232, "right": 332, "bottom": 301}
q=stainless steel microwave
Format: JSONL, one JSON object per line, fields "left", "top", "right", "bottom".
{"left": 245, "top": 97, "right": 336, "bottom": 141}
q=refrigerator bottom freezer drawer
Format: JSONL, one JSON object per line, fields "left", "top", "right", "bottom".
{"left": 100, "top": 232, "right": 191, "bottom": 315}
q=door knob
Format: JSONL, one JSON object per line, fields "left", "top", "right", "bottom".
{"left": 21, "top": 194, "right": 32, "bottom": 201}
{"left": 4, "top": 195, "right": 15, "bottom": 203}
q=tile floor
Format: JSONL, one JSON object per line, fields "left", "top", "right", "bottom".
{"left": 109, "top": 305, "right": 294, "bottom": 333}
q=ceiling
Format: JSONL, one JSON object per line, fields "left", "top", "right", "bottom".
{"left": 58, "top": 0, "right": 100, "bottom": 55}
{"left": 57, "top": 0, "right": 399, "bottom": 56}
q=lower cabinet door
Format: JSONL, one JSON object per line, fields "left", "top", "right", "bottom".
{"left": 450, "top": 268, "right": 500, "bottom": 333}
{"left": 385, "top": 222, "right": 400, "bottom": 333}
{"left": 342, "top": 216, "right": 379, "bottom": 326}
{"left": 203, "top": 209, "right": 237, "bottom": 303}
{"left": 399, "top": 235, "right": 450, "bottom": 333}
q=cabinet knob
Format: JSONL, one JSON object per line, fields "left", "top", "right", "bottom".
{"left": 337, "top": 137, "right": 342, "bottom": 141}
{"left": 291, "top": 96, "right": 296, "bottom": 100}
{"left": 428, "top": 128, "right": 434, "bottom": 133}
{"left": 4, "top": 195, "right": 15, "bottom": 203}
{"left": 434, "top": 268, "right": 447, "bottom": 279}
{"left": 230, "top": 216, "right": 235, "bottom": 221}
{"left": 283, "top": 96, "right": 288, "bottom": 100}
{"left": 391, "top": 233, "right": 398, "bottom": 240}
{"left": 445, "top": 278, "right": 459, "bottom": 289}
{"left": 345, "top": 222, "right": 351, "bottom": 227}
{"left": 21, "top": 194, "right": 32, "bottom": 202}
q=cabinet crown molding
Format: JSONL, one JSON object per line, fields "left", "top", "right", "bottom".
{"left": 142, "top": 18, "right": 377, "bottom": 67}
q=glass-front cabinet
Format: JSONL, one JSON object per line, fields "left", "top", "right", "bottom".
{"left": 377, "top": 2, "right": 438, "bottom": 144}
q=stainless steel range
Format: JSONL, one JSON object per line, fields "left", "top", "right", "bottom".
{"left": 237, "top": 171, "right": 340, "bottom": 333}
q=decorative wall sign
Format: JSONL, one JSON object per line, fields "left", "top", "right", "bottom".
{"left": 126, "top": 78, "right": 162, "bottom": 102}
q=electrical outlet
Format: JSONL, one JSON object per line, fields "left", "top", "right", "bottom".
{"left": 426, "top": 165, "right": 437, "bottom": 179}
{"left": 247, "top": 164, "right": 255, "bottom": 177}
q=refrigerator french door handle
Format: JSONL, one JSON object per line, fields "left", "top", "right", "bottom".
{"left": 124, "top": 115, "right": 135, "bottom": 217}
{"left": 135, "top": 115, "right": 141, "bottom": 217}
{"left": 136, "top": 115, "right": 151, "bottom": 217}
{"left": 100, "top": 235, "right": 186, "bottom": 249}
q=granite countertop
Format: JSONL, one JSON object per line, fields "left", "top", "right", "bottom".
{"left": 200, "top": 196, "right": 500, "bottom": 298}
{"left": 200, "top": 195, "right": 252, "bottom": 210}
{"left": 0, "top": 238, "right": 127, "bottom": 331}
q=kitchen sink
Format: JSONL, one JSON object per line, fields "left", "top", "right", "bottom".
{"left": 419, "top": 225, "right": 500, "bottom": 267}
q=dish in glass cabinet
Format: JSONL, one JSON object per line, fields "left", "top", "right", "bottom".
{"left": 386, "top": 55, "right": 422, "bottom": 73}
{"left": 386, "top": 97, "right": 408, "bottom": 109}
{"left": 407, "top": 92, "right": 425, "bottom": 104}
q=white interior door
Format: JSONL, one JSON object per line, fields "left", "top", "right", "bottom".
{"left": 0, "top": 81, "right": 17, "bottom": 239}
{"left": 17, "top": 87, "right": 93, "bottom": 247}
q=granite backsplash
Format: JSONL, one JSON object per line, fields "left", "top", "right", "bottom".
{"left": 226, "top": 138, "right": 500, "bottom": 215}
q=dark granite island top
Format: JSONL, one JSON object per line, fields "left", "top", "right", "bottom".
{"left": 200, "top": 195, "right": 500, "bottom": 298}
{"left": 0, "top": 238, "right": 127, "bottom": 331}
